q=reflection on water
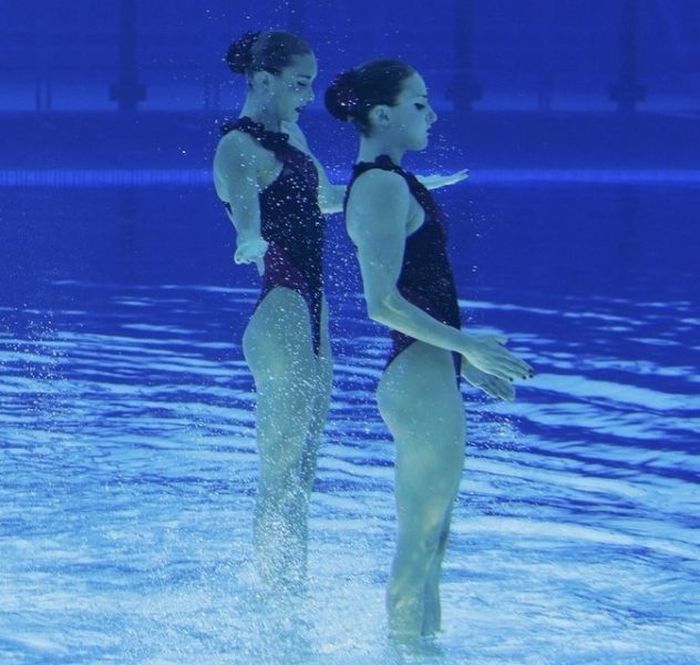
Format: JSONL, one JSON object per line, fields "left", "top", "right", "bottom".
{"left": 1, "top": 282, "right": 699, "bottom": 664}
{"left": 2, "top": 181, "right": 699, "bottom": 662}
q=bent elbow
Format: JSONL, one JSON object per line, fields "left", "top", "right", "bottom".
{"left": 366, "top": 291, "right": 400, "bottom": 325}
{"left": 366, "top": 300, "right": 385, "bottom": 324}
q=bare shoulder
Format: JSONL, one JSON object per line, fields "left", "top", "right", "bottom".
{"left": 214, "top": 129, "right": 261, "bottom": 172}
{"left": 346, "top": 168, "right": 411, "bottom": 249}
{"left": 213, "top": 130, "right": 266, "bottom": 201}
{"left": 348, "top": 168, "right": 409, "bottom": 210}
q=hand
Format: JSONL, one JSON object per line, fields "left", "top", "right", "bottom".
{"left": 461, "top": 360, "right": 515, "bottom": 400}
{"left": 418, "top": 169, "right": 470, "bottom": 190}
{"left": 463, "top": 334, "right": 534, "bottom": 383}
{"left": 234, "top": 237, "right": 268, "bottom": 276}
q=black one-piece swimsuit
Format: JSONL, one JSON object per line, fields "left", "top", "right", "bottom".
{"left": 221, "top": 116, "right": 325, "bottom": 355}
{"left": 344, "top": 155, "right": 462, "bottom": 382}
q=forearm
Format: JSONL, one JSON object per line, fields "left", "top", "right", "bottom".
{"left": 369, "top": 291, "right": 469, "bottom": 356}
{"left": 319, "top": 184, "right": 345, "bottom": 214}
{"left": 223, "top": 205, "right": 267, "bottom": 267}
{"left": 416, "top": 170, "right": 469, "bottom": 191}
{"left": 225, "top": 205, "right": 262, "bottom": 243}
{"left": 415, "top": 174, "right": 437, "bottom": 191}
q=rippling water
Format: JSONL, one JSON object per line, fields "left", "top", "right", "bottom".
{"left": 1, "top": 183, "right": 699, "bottom": 663}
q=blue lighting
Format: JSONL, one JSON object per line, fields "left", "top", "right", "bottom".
{"left": 2, "top": 168, "right": 700, "bottom": 188}
{"left": 0, "top": 169, "right": 212, "bottom": 188}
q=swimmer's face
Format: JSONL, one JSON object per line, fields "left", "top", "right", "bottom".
{"left": 269, "top": 53, "right": 317, "bottom": 122}
{"left": 387, "top": 73, "right": 437, "bottom": 151}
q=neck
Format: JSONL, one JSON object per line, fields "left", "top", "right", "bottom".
{"left": 240, "top": 97, "right": 281, "bottom": 132}
{"left": 357, "top": 135, "right": 405, "bottom": 165}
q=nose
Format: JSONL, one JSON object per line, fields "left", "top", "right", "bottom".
{"left": 428, "top": 106, "right": 437, "bottom": 124}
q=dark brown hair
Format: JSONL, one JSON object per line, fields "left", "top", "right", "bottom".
{"left": 325, "top": 59, "right": 415, "bottom": 135}
{"left": 226, "top": 31, "right": 312, "bottom": 77}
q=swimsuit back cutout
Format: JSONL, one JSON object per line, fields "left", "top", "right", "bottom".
{"left": 344, "top": 155, "right": 462, "bottom": 382}
{"left": 222, "top": 117, "right": 325, "bottom": 355}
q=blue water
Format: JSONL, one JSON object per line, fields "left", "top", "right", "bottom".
{"left": 1, "top": 180, "right": 699, "bottom": 663}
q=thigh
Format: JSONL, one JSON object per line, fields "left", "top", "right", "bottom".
{"left": 378, "top": 342, "right": 464, "bottom": 446}
{"left": 300, "top": 296, "right": 333, "bottom": 451}
{"left": 243, "top": 287, "right": 315, "bottom": 383}
{"left": 378, "top": 342, "right": 465, "bottom": 503}
{"left": 243, "top": 289, "right": 319, "bottom": 456}
{"left": 315, "top": 295, "right": 333, "bottom": 398}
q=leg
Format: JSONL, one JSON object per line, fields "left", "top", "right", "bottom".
{"left": 286, "top": 298, "right": 333, "bottom": 571}
{"left": 242, "top": 288, "right": 326, "bottom": 592}
{"left": 422, "top": 504, "right": 453, "bottom": 635}
{"left": 377, "top": 342, "right": 465, "bottom": 636}
{"left": 299, "top": 298, "right": 333, "bottom": 497}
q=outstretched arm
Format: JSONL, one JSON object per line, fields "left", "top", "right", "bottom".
{"left": 416, "top": 168, "right": 469, "bottom": 191}
{"left": 283, "top": 120, "right": 345, "bottom": 214}
{"left": 213, "top": 132, "right": 267, "bottom": 274}
{"left": 346, "top": 170, "right": 532, "bottom": 383}
{"left": 315, "top": 162, "right": 346, "bottom": 214}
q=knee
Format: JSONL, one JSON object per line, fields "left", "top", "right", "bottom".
{"left": 265, "top": 412, "right": 313, "bottom": 444}
{"left": 425, "top": 509, "right": 452, "bottom": 550}
{"left": 258, "top": 448, "right": 306, "bottom": 495}
{"left": 402, "top": 512, "right": 450, "bottom": 560}
{"left": 418, "top": 523, "right": 444, "bottom": 558}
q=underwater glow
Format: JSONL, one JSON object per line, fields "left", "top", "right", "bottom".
{"left": 2, "top": 168, "right": 700, "bottom": 188}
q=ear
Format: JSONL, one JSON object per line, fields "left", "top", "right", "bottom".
{"left": 369, "top": 104, "right": 392, "bottom": 128}
{"left": 251, "top": 70, "right": 274, "bottom": 91}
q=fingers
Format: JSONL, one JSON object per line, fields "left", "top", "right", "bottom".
{"left": 234, "top": 237, "right": 269, "bottom": 270}
{"left": 478, "top": 355, "right": 533, "bottom": 383}
{"left": 503, "top": 355, "right": 533, "bottom": 379}
{"left": 496, "top": 358, "right": 533, "bottom": 382}
{"left": 493, "top": 381, "right": 515, "bottom": 401}
{"left": 482, "top": 335, "right": 534, "bottom": 379}
{"left": 445, "top": 169, "right": 469, "bottom": 186}
{"left": 480, "top": 377, "right": 515, "bottom": 401}
{"left": 421, "top": 170, "right": 470, "bottom": 190}
{"left": 234, "top": 251, "right": 266, "bottom": 276}
{"left": 489, "top": 366, "right": 516, "bottom": 382}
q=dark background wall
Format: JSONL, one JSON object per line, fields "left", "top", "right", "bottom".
{"left": 1, "top": 0, "right": 698, "bottom": 113}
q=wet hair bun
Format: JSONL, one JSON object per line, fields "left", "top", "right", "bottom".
{"left": 324, "top": 69, "right": 361, "bottom": 121}
{"left": 226, "top": 31, "right": 261, "bottom": 74}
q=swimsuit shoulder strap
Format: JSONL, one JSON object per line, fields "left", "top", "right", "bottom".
{"left": 345, "top": 155, "right": 438, "bottom": 221}
{"left": 221, "top": 116, "right": 292, "bottom": 161}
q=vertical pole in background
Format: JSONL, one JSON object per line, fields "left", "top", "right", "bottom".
{"left": 609, "top": 0, "right": 646, "bottom": 112}
{"left": 448, "top": 0, "right": 482, "bottom": 111}
{"left": 33, "top": 4, "right": 49, "bottom": 111}
{"left": 288, "top": 0, "right": 305, "bottom": 34}
{"left": 110, "top": 0, "right": 146, "bottom": 111}
{"left": 536, "top": 0, "right": 553, "bottom": 112}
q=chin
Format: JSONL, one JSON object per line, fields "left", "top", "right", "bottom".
{"left": 415, "top": 136, "right": 430, "bottom": 150}
{"left": 404, "top": 137, "right": 427, "bottom": 152}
